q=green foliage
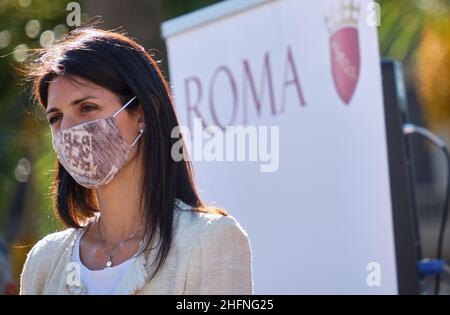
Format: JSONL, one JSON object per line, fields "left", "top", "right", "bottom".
{"left": 378, "top": 0, "right": 426, "bottom": 62}
{"left": 378, "top": 0, "right": 450, "bottom": 62}
{"left": 0, "top": 0, "right": 72, "bottom": 239}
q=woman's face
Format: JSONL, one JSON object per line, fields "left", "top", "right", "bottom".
{"left": 46, "top": 75, "right": 145, "bottom": 175}
{"left": 46, "top": 75, "right": 144, "bottom": 149}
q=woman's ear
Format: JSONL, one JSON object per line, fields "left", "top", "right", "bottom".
{"left": 135, "top": 103, "right": 146, "bottom": 131}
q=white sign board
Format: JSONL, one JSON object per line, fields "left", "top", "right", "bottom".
{"left": 162, "top": 0, "right": 398, "bottom": 294}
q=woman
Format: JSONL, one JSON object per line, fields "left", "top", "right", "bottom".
{"left": 19, "top": 28, "right": 253, "bottom": 295}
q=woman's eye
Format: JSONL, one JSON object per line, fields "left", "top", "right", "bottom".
{"left": 48, "top": 115, "right": 61, "bottom": 124}
{"left": 81, "top": 105, "right": 96, "bottom": 113}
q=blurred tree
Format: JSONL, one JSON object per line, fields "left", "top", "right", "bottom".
{"left": 416, "top": 2, "right": 450, "bottom": 129}
{"left": 0, "top": 0, "right": 76, "bottom": 241}
{"left": 0, "top": 0, "right": 79, "bottom": 288}
{"left": 379, "top": 0, "right": 450, "bottom": 130}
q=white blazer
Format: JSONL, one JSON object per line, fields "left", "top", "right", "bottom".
{"left": 19, "top": 199, "right": 254, "bottom": 295}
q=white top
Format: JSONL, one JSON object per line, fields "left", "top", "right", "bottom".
{"left": 73, "top": 227, "right": 138, "bottom": 295}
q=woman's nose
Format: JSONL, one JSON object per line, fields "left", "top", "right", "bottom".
{"left": 59, "top": 115, "right": 82, "bottom": 131}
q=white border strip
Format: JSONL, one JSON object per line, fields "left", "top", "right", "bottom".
{"left": 161, "top": 0, "right": 275, "bottom": 39}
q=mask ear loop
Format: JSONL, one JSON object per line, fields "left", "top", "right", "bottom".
{"left": 112, "top": 96, "right": 137, "bottom": 119}
{"left": 111, "top": 96, "right": 143, "bottom": 146}
{"left": 131, "top": 128, "right": 145, "bottom": 147}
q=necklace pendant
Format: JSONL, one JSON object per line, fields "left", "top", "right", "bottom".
{"left": 106, "top": 259, "right": 113, "bottom": 268}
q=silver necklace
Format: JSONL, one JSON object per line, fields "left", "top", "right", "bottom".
{"left": 97, "top": 215, "right": 144, "bottom": 268}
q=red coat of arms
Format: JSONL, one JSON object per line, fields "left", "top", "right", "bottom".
{"left": 325, "top": 1, "right": 361, "bottom": 105}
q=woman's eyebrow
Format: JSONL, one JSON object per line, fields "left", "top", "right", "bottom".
{"left": 46, "top": 95, "right": 99, "bottom": 115}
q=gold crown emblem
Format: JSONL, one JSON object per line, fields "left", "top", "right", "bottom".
{"left": 325, "top": 0, "right": 360, "bottom": 33}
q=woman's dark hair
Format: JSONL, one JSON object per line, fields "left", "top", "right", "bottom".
{"left": 27, "top": 27, "right": 227, "bottom": 280}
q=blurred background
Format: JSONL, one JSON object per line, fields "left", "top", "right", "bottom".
{"left": 0, "top": 0, "right": 449, "bottom": 294}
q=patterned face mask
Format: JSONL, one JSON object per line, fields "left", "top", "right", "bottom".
{"left": 51, "top": 96, "right": 144, "bottom": 189}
